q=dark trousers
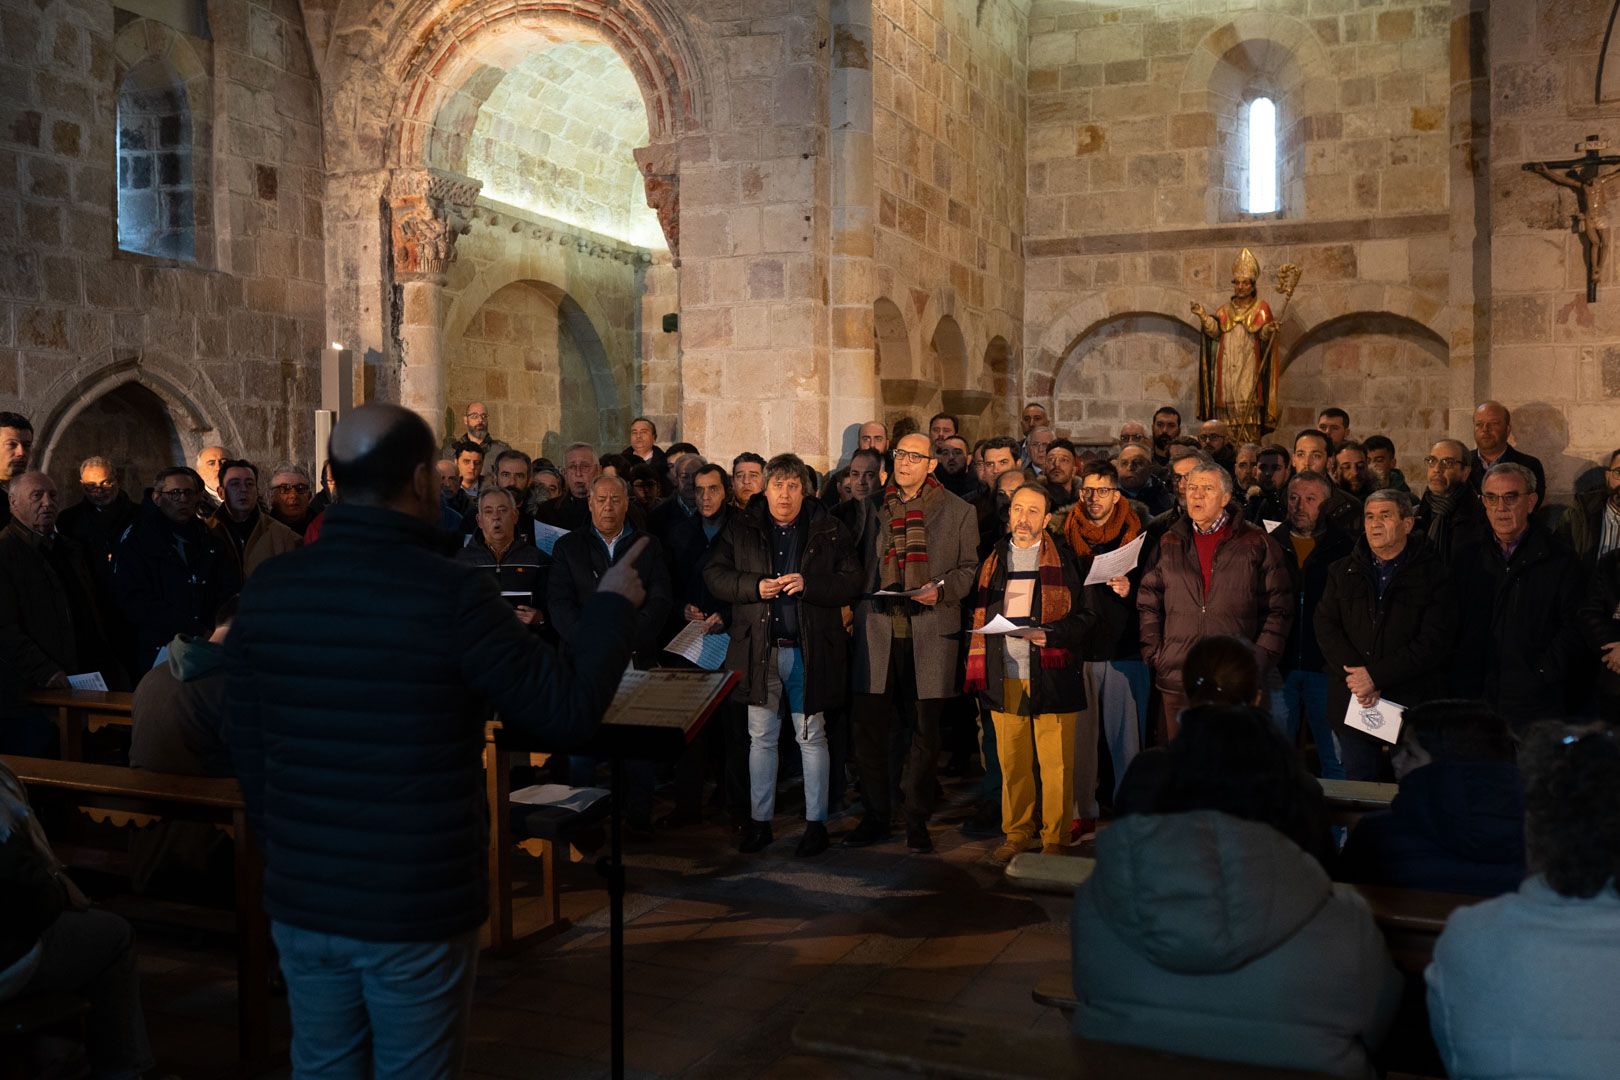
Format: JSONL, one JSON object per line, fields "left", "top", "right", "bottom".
{"left": 852, "top": 639, "right": 945, "bottom": 827}
{"left": 1336, "top": 723, "right": 1394, "bottom": 782}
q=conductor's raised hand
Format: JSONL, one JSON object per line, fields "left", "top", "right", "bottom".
{"left": 597, "top": 537, "right": 649, "bottom": 607}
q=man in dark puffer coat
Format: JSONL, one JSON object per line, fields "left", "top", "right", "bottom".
{"left": 225, "top": 405, "right": 647, "bottom": 1077}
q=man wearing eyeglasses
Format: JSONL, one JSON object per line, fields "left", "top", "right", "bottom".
{"left": 207, "top": 459, "right": 302, "bottom": 579}
{"left": 113, "top": 467, "right": 241, "bottom": 673}
{"left": 1412, "top": 439, "right": 1488, "bottom": 565}
{"left": 1196, "top": 419, "right": 1237, "bottom": 475}
{"left": 437, "top": 401, "right": 510, "bottom": 480}
{"left": 58, "top": 456, "right": 139, "bottom": 579}
{"left": 1554, "top": 448, "right": 1620, "bottom": 571}
{"left": 1449, "top": 462, "right": 1583, "bottom": 723}
{"left": 266, "top": 464, "right": 319, "bottom": 536}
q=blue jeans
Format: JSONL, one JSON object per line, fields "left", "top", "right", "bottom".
{"left": 1093, "top": 659, "right": 1151, "bottom": 796}
{"left": 1270, "top": 669, "right": 1343, "bottom": 780}
{"left": 746, "top": 646, "right": 829, "bottom": 822}
{"left": 272, "top": 922, "right": 479, "bottom": 1080}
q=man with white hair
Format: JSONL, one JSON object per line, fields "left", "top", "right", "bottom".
{"left": 59, "top": 455, "right": 139, "bottom": 578}
{"left": 1138, "top": 455, "right": 1294, "bottom": 740}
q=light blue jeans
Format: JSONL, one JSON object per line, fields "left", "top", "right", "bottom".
{"left": 1093, "top": 659, "right": 1152, "bottom": 796}
{"left": 1270, "top": 668, "right": 1344, "bottom": 780}
{"left": 272, "top": 922, "right": 479, "bottom": 1080}
{"left": 747, "top": 646, "right": 829, "bottom": 823}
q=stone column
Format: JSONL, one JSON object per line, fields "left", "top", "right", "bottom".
{"left": 388, "top": 169, "right": 482, "bottom": 437}
{"left": 1448, "top": 0, "right": 1491, "bottom": 432}
{"left": 827, "top": 0, "right": 877, "bottom": 465}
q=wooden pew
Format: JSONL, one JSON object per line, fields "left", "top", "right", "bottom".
{"left": 1319, "top": 778, "right": 1398, "bottom": 828}
{"left": 1343, "top": 883, "right": 1482, "bottom": 973}
{"left": 483, "top": 724, "right": 571, "bottom": 953}
{"left": 0, "top": 755, "right": 270, "bottom": 1061}
{"left": 25, "top": 690, "right": 135, "bottom": 762}
{"left": 792, "top": 1001, "right": 1339, "bottom": 1079}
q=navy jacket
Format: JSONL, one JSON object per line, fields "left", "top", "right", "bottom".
{"left": 224, "top": 504, "right": 637, "bottom": 942}
{"left": 547, "top": 524, "right": 673, "bottom": 667}
{"left": 113, "top": 499, "right": 242, "bottom": 673}
{"left": 1338, "top": 760, "right": 1525, "bottom": 897}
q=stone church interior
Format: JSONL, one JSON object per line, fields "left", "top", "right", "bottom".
{"left": 4, "top": 0, "right": 1620, "bottom": 1076}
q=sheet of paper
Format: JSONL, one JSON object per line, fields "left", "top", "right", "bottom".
{"left": 532, "top": 521, "right": 569, "bottom": 555}
{"left": 663, "top": 620, "right": 731, "bottom": 671}
{"left": 1083, "top": 533, "right": 1147, "bottom": 586}
{"left": 602, "top": 669, "right": 733, "bottom": 732}
{"left": 509, "top": 784, "right": 610, "bottom": 814}
{"left": 1343, "top": 696, "right": 1405, "bottom": 745}
{"left": 973, "top": 614, "right": 1044, "bottom": 638}
{"left": 150, "top": 646, "right": 169, "bottom": 670}
{"left": 66, "top": 672, "right": 108, "bottom": 691}
{"left": 872, "top": 578, "right": 945, "bottom": 598}
{"left": 1263, "top": 519, "right": 1283, "bottom": 534}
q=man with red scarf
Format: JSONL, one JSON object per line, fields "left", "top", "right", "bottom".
{"left": 965, "top": 484, "right": 1110, "bottom": 864}
{"left": 844, "top": 433, "right": 979, "bottom": 853}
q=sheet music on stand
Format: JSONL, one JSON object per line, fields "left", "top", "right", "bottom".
{"left": 591, "top": 669, "right": 739, "bottom": 759}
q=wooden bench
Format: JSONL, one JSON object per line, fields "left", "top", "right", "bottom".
{"left": 792, "top": 1001, "right": 1339, "bottom": 1079}
{"left": 25, "top": 690, "right": 135, "bottom": 762}
{"left": 1004, "top": 852, "right": 1097, "bottom": 893}
{"left": 1319, "top": 778, "right": 1398, "bottom": 828}
{"left": 484, "top": 724, "right": 575, "bottom": 953}
{"left": 1343, "top": 883, "right": 1482, "bottom": 973}
{"left": 1, "top": 755, "right": 269, "bottom": 1061}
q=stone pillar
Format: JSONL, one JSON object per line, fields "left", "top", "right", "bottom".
{"left": 324, "top": 171, "right": 392, "bottom": 406}
{"left": 388, "top": 169, "right": 481, "bottom": 437}
{"left": 1448, "top": 0, "right": 1491, "bottom": 433}
{"left": 827, "top": 0, "right": 877, "bottom": 466}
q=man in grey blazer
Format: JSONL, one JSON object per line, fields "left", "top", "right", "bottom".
{"left": 843, "top": 432, "right": 980, "bottom": 853}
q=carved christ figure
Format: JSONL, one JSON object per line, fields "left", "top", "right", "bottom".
{"left": 1524, "top": 154, "right": 1620, "bottom": 300}
{"left": 1191, "top": 248, "right": 1281, "bottom": 439}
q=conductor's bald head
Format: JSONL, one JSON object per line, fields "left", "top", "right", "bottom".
{"left": 328, "top": 404, "right": 439, "bottom": 520}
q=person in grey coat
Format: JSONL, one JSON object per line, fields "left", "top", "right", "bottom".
{"left": 843, "top": 433, "right": 979, "bottom": 854}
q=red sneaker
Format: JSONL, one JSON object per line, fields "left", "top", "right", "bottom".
{"left": 1068, "top": 817, "right": 1098, "bottom": 844}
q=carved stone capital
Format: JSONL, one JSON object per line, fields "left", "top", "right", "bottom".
{"left": 388, "top": 169, "right": 483, "bottom": 278}
{"left": 634, "top": 143, "right": 680, "bottom": 265}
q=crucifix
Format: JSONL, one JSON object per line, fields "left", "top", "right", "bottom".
{"left": 1522, "top": 134, "right": 1620, "bottom": 301}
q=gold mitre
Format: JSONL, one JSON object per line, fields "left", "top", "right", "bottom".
{"left": 1232, "top": 248, "right": 1260, "bottom": 281}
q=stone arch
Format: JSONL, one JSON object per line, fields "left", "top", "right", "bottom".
{"left": 113, "top": 20, "right": 213, "bottom": 263}
{"left": 44, "top": 384, "right": 184, "bottom": 497}
{"left": 1279, "top": 311, "right": 1449, "bottom": 461}
{"left": 32, "top": 356, "right": 240, "bottom": 483}
{"left": 1049, "top": 312, "right": 1203, "bottom": 441}
{"left": 1286, "top": 282, "right": 1451, "bottom": 348}
{"left": 929, "top": 315, "right": 969, "bottom": 390}
{"left": 1179, "top": 14, "right": 1335, "bottom": 222}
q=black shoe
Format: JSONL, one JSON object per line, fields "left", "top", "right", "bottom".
{"left": 795, "top": 822, "right": 830, "bottom": 857}
{"left": 959, "top": 801, "right": 1002, "bottom": 838}
{"left": 906, "top": 821, "right": 934, "bottom": 854}
{"left": 841, "top": 817, "right": 892, "bottom": 847}
{"left": 739, "top": 821, "right": 774, "bottom": 853}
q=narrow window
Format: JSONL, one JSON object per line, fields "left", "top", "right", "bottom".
{"left": 1244, "top": 97, "right": 1279, "bottom": 215}
{"left": 117, "top": 59, "right": 194, "bottom": 260}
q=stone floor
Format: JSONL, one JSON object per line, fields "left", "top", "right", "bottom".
{"left": 113, "top": 783, "right": 1079, "bottom": 1079}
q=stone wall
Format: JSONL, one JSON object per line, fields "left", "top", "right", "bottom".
{"left": 868, "top": 0, "right": 1028, "bottom": 448}
{"left": 1484, "top": 0, "right": 1620, "bottom": 494}
{"left": 0, "top": 0, "right": 324, "bottom": 488}
{"left": 1024, "top": 0, "right": 1454, "bottom": 450}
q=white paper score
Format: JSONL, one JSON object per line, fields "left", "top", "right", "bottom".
{"left": 1263, "top": 519, "right": 1283, "bottom": 534}
{"left": 1083, "top": 534, "right": 1146, "bottom": 586}
{"left": 66, "top": 672, "right": 108, "bottom": 691}
{"left": 1343, "top": 696, "right": 1405, "bottom": 745}
{"left": 974, "top": 614, "right": 1046, "bottom": 638}
{"left": 663, "top": 620, "right": 731, "bottom": 671}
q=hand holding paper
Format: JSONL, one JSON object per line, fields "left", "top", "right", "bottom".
{"left": 975, "top": 614, "right": 1047, "bottom": 638}
{"left": 1343, "top": 696, "right": 1405, "bottom": 745}
{"left": 1083, "top": 534, "right": 1146, "bottom": 586}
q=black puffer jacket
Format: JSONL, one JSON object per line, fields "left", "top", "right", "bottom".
{"left": 1314, "top": 534, "right": 1457, "bottom": 726}
{"left": 1448, "top": 525, "right": 1585, "bottom": 722}
{"left": 703, "top": 500, "right": 863, "bottom": 717}
{"left": 224, "top": 504, "right": 637, "bottom": 942}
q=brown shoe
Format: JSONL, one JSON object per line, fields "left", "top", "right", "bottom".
{"left": 1041, "top": 843, "right": 1066, "bottom": 856}
{"left": 991, "top": 840, "right": 1031, "bottom": 865}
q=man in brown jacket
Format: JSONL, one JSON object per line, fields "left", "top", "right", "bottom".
{"left": 1138, "top": 456, "right": 1293, "bottom": 741}
{"left": 208, "top": 460, "right": 301, "bottom": 579}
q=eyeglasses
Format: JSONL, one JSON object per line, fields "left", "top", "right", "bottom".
{"left": 80, "top": 480, "right": 117, "bottom": 491}
{"left": 1197, "top": 434, "right": 1226, "bottom": 444}
{"left": 157, "top": 488, "right": 197, "bottom": 500}
{"left": 892, "top": 449, "right": 934, "bottom": 465}
{"left": 465, "top": 412, "right": 488, "bottom": 421}
{"left": 1080, "top": 486, "right": 1120, "bottom": 500}
{"left": 1482, "top": 491, "right": 1528, "bottom": 507}
{"left": 1423, "top": 456, "right": 1464, "bottom": 469}
{"left": 1184, "top": 483, "right": 1223, "bottom": 496}
{"left": 1605, "top": 467, "right": 1620, "bottom": 478}
{"left": 1120, "top": 433, "right": 1148, "bottom": 443}
{"left": 272, "top": 484, "right": 311, "bottom": 495}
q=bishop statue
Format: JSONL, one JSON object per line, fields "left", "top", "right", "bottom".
{"left": 1190, "top": 249, "right": 1297, "bottom": 442}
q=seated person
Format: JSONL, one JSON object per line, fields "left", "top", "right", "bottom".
{"left": 1338, "top": 700, "right": 1525, "bottom": 897}
{"left": 130, "top": 595, "right": 237, "bottom": 778}
{"left": 1427, "top": 722, "right": 1620, "bottom": 1078}
{"left": 0, "top": 760, "right": 153, "bottom": 1078}
{"left": 1073, "top": 704, "right": 1399, "bottom": 1079}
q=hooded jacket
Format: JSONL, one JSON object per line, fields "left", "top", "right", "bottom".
{"left": 130, "top": 634, "right": 231, "bottom": 777}
{"left": 1072, "top": 811, "right": 1401, "bottom": 1079}
{"left": 1337, "top": 760, "right": 1525, "bottom": 897}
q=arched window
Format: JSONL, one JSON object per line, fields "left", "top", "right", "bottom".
{"left": 117, "top": 58, "right": 194, "bottom": 260}
{"left": 1243, "top": 96, "right": 1279, "bottom": 215}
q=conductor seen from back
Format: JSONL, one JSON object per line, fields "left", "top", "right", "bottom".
{"left": 224, "top": 404, "right": 649, "bottom": 1079}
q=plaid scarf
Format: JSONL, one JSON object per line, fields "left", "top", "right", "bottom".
{"left": 1063, "top": 497, "right": 1141, "bottom": 558}
{"left": 963, "top": 533, "right": 1073, "bottom": 692}
{"left": 880, "top": 475, "right": 944, "bottom": 592}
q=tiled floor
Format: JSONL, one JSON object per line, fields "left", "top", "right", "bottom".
{"left": 115, "top": 786, "right": 1078, "bottom": 1079}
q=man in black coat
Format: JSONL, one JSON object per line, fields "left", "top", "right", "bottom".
{"left": 547, "top": 473, "right": 673, "bottom": 832}
{"left": 1448, "top": 462, "right": 1584, "bottom": 724}
{"left": 1315, "top": 489, "right": 1457, "bottom": 780}
{"left": 112, "top": 467, "right": 241, "bottom": 676}
{"left": 57, "top": 456, "right": 139, "bottom": 581}
{"left": 1273, "top": 471, "right": 1357, "bottom": 779}
{"left": 704, "top": 454, "right": 864, "bottom": 857}
{"left": 1468, "top": 400, "right": 1546, "bottom": 498}
{"left": 226, "top": 404, "right": 646, "bottom": 1076}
